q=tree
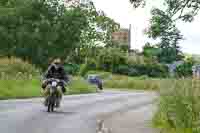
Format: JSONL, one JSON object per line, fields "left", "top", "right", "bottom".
{"left": 146, "top": 8, "right": 184, "bottom": 63}
{"left": 0, "top": 0, "right": 88, "bottom": 70}
{"left": 97, "top": 48, "right": 126, "bottom": 72}
{"left": 68, "top": 2, "right": 120, "bottom": 64}
{"left": 130, "top": 0, "right": 200, "bottom": 19}
{"left": 130, "top": 0, "right": 200, "bottom": 63}
{"left": 130, "top": 0, "right": 146, "bottom": 8}
{"left": 142, "top": 42, "right": 160, "bottom": 58}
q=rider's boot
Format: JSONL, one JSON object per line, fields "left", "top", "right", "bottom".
{"left": 44, "top": 97, "right": 48, "bottom": 106}
{"left": 55, "top": 86, "right": 62, "bottom": 108}
{"left": 42, "top": 87, "right": 50, "bottom": 107}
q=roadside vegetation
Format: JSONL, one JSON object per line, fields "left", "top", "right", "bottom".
{"left": 1, "top": 0, "right": 200, "bottom": 131}
{"left": 152, "top": 79, "right": 199, "bottom": 133}
{"left": 0, "top": 58, "right": 96, "bottom": 100}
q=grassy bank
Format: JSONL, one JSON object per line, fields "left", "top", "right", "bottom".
{"left": 0, "top": 77, "right": 96, "bottom": 100}
{"left": 0, "top": 58, "right": 96, "bottom": 100}
{"left": 104, "top": 75, "right": 163, "bottom": 90}
{"left": 153, "top": 79, "right": 200, "bottom": 133}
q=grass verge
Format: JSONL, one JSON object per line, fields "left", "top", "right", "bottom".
{"left": 104, "top": 75, "right": 161, "bottom": 90}
{"left": 0, "top": 77, "right": 96, "bottom": 100}
{"left": 153, "top": 79, "right": 200, "bottom": 133}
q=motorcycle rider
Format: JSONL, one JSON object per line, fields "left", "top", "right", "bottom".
{"left": 42, "top": 58, "right": 68, "bottom": 108}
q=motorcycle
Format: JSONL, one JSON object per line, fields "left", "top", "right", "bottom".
{"left": 45, "top": 78, "right": 63, "bottom": 112}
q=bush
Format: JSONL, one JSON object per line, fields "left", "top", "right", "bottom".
{"left": 113, "top": 65, "right": 129, "bottom": 75}
{"left": 64, "top": 63, "right": 80, "bottom": 75}
{"left": 0, "top": 57, "right": 40, "bottom": 79}
{"left": 175, "top": 61, "right": 193, "bottom": 77}
{"left": 128, "top": 67, "right": 140, "bottom": 76}
{"left": 79, "top": 58, "right": 97, "bottom": 76}
{"left": 112, "top": 63, "right": 168, "bottom": 78}
{"left": 97, "top": 48, "right": 126, "bottom": 72}
{"left": 79, "top": 64, "right": 88, "bottom": 77}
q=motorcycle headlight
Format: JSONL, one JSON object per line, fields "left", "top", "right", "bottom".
{"left": 52, "top": 81, "right": 57, "bottom": 87}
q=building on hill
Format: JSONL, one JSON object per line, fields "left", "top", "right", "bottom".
{"left": 112, "top": 24, "right": 132, "bottom": 53}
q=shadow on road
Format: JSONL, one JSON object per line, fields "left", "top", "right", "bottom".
{"left": 42, "top": 110, "right": 76, "bottom": 115}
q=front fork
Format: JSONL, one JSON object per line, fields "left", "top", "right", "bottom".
{"left": 42, "top": 86, "right": 63, "bottom": 105}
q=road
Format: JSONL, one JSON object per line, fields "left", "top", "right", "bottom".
{"left": 0, "top": 90, "right": 157, "bottom": 133}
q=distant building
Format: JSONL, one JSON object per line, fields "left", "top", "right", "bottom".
{"left": 112, "top": 24, "right": 131, "bottom": 52}
{"left": 112, "top": 29, "right": 129, "bottom": 43}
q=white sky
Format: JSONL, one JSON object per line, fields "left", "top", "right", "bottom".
{"left": 93, "top": 0, "right": 200, "bottom": 55}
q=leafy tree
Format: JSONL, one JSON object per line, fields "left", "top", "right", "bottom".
{"left": 175, "top": 57, "right": 195, "bottom": 77}
{"left": 97, "top": 48, "right": 126, "bottom": 72}
{"left": 68, "top": 2, "right": 120, "bottom": 64}
{"left": 142, "top": 42, "right": 160, "bottom": 58}
{"left": 146, "top": 8, "right": 184, "bottom": 63}
{"left": 130, "top": 0, "right": 200, "bottom": 18}
{"left": 0, "top": 0, "right": 95, "bottom": 70}
{"left": 130, "top": 0, "right": 146, "bottom": 8}
{"left": 130, "top": 0, "right": 200, "bottom": 63}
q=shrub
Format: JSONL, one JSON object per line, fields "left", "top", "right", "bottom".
{"left": 128, "top": 67, "right": 140, "bottom": 76}
{"left": 0, "top": 57, "right": 40, "bottom": 79}
{"left": 79, "top": 59, "right": 97, "bottom": 77}
{"left": 175, "top": 61, "right": 194, "bottom": 77}
{"left": 112, "top": 63, "right": 168, "bottom": 78}
{"left": 64, "top": 63, "right": 80, "bottom": 75}
{"left": 97, "top": 48, "right": 126, "bottom": 72}
{"left": 113, "top": 65, "right": 129, "bottom": 75}
{"left": 79, "top": 64, "right": 88, "bottom": 77}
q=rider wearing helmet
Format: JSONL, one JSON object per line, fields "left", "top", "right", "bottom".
{"left": 42, "top": 58, "right": 68, "bottom": 107}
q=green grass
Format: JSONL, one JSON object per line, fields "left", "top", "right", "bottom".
{"left": 67, "top": 77, "right": 97, "bottom": 94}
{"left": 0, "top": 77, "right": 96, "bottom": 100}
{"left": 0, "top": 57, "right": 39, "bottom": 79}
{"left": 104, "top": 75, "right": 161, "bottom": 90}
{"left": 153, "top": 79, "right": 200, "bottom": 133}
{"left": 0, "top": 58, "right": 96, "bottom": 99}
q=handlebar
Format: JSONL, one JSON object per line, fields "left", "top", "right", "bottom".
{"left": 44, "top": 78, "right": 68, "bottom": 86}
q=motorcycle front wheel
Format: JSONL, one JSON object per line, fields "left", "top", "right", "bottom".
{"left": 47, "top": 94, "right": 56, "bottom": 112}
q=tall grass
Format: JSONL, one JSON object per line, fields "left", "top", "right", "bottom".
{"left": 104, "top": 75, "right": 161, "bottom": 90}
{"left": 0, "top": 57, "right": 40, "bottom": 79}
{"left": 153, "top": 79, "right": 200, "bottom": 133}
{"left": 0, "top": 77, "right": 96, "bottom": 100}
{"left": 0, "top": 58, "right": 96, "bottom": 99}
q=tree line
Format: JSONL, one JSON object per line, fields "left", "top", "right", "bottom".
{"left": 0, "top": 0, "right": 119, "bottom": 70}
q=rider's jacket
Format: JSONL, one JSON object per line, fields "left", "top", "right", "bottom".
{"left": 43, "top": 63, "right": 68, "bottom": 82}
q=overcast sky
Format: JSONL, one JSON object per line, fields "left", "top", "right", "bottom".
{"left": 93, "top": 0, "right": 200, "bottom": 55}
